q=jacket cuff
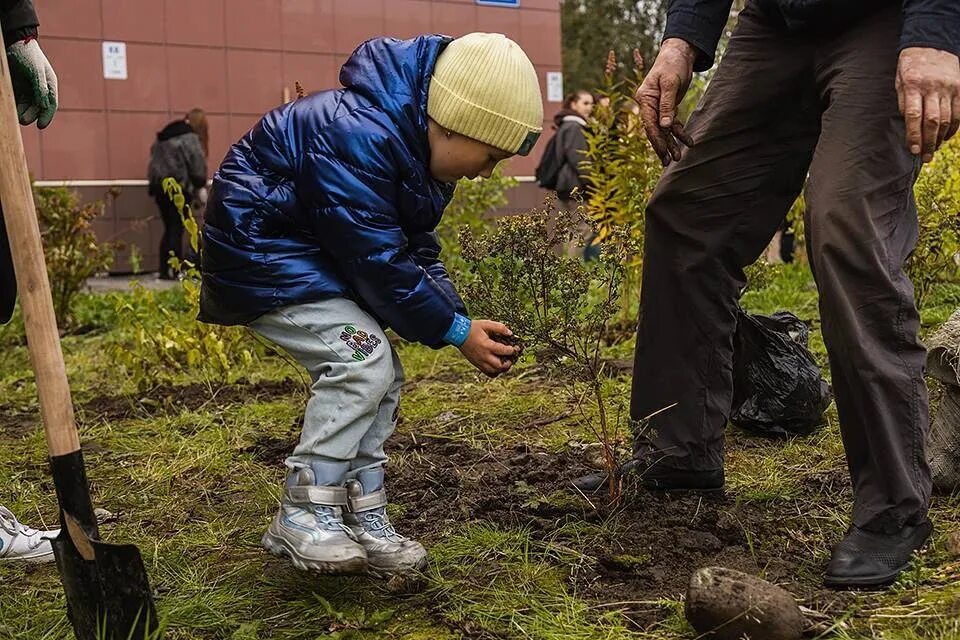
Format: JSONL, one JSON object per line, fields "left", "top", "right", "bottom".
{"left": 1, "top": 0, "right": 39, "bottom": 49}
{"left": 442, "top": 313, "right": 471, "bottom": 347}
{"left": 899, "top": 12, "right": 960, "bottom": 58}
{"left": 2, "top": 25, "right": 37, "bottom": 49}
{"left": 663, "top": 9, "right": 722, "bottom": 72}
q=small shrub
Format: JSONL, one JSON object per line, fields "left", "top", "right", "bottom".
{"left": 33, "top": 185, "right": 116, "bottom": 328}
{"left": 581, "top": 50, "right": 662, "bottom": 269}
{"left": 436, "top": 166, "right": 517, "bottom": 277}
{"left": 910, "top": 139, "right": 960, "bottom": 309}
{"left": 460, "top": 203, "right": 637, "bottom": 500}
{"left": 111, "top": 178, "right": 257, "bottom": 389}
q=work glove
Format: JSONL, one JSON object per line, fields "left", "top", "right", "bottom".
{"left": 6, "top": 37, "right": 58, "bottom": 128}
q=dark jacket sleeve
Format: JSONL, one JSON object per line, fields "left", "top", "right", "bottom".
{"left": 0, "top": 0, "right": 38, "bottom": 48}
{"left": 555, "top": 122, "right": 589, "bottom": 194}
{"left": 563, "top": 124, "right": 589, "bottom": 185}
{"left": 662, "top": 0, "right": 734, "bottom": 72}
{"left": 301, "top": 108, "right": 458, "bottom": 347}
{"left": 900, "top": 0, "right": 960, "bottom": 57}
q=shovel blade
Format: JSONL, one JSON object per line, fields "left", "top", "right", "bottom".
{"left": 53, "top": 535, "right": 159, "bottom": 640}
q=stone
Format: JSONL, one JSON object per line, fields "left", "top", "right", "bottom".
{"left": 685, "top": 566, "right": 806, "bottom": 640}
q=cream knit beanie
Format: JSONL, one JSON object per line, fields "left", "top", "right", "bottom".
{"left": 427, "top": 33, "right": 543, "bottom": 156}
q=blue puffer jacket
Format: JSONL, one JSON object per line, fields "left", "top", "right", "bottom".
{"left": 199, "top": 35, "right": 468, "bottom": 347}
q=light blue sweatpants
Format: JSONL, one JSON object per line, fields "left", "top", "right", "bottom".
{"left": 249, "top": 297, "right": 403, "bottom": 478}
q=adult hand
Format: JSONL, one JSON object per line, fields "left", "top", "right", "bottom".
{"left": 635, "top": 38, "right": 697, "bottom": 167}
{"left": 458, "top": 319, "right": 520, "bottom": 378}
{"left": 896, "top": 47, "right": 960, "bottom": 163}
{"left": 6, "top": 38, "right": 58, "bottom": 129}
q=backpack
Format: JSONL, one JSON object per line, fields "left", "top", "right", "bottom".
{"left": 535, "top": 131, "right": 563, "bottom": 190}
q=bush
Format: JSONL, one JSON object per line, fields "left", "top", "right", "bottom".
{"left": 910, "top": 139, "right": 960, "bottom": 309}
{"left": 110, "top": 179, "right": 258, "bottom": 389}
{"left": 436, "top": 166, "right": 517, "bottom": 277}
{"left": 460, "top": 204, "right": 637, "bottom": 500}
{"left": 33, "top": 185, "right": 116, "bottom": 328}
{"left": 581, "top": 49, "right": 662, "bottom": 268}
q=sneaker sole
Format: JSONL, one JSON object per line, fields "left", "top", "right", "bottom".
{"left": 366, "top": 556, "right": 428, "bottom": 579}
{"left": 262, "top": 531, "right": 368, "bottom": 575}
{"left": 3, "top": 552, "right": 57, "bottom": 563}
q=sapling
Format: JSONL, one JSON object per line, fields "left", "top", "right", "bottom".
{"left": 460, "top": 202, "right": 637, "bottom": 500}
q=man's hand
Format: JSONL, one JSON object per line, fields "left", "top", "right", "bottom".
{"left": 896, "top": 47, "right": 960, "bottom": 163}
{"left": 458, "top": 319, "right": 520, "bottom": 377}
{"left": 6, "top": 38, "right": 58, "bottom": 129}
{"left": 635, "top": 38, "right": 697, "bottom": 167}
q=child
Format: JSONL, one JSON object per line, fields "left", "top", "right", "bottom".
{"left": 198, "top": 33, "right": 543, "bottom": 576}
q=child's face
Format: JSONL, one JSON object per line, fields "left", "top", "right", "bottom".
{"left": 428, "top": 120, "right": 514, "bottom": 183}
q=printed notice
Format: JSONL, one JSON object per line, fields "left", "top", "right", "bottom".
{"left": 547, "top": 71, "right": 563, "bottom": 102}
{"left": 102, "top": 41, "right": 127, "bottom": 80}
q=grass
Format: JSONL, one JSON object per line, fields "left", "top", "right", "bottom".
{"left": 1, "top": 265, "right": 960, "bottom": 639}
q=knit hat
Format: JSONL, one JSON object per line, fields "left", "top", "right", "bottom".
{"left": 427, "top": 33, "right": 543, "bottom": 156}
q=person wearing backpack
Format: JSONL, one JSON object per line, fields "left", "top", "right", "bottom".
{"left": 147, "top": 111, "right": 208, "bottom": 279}
{"left": 536, "top": 90, "right": 594, "bottom": 256}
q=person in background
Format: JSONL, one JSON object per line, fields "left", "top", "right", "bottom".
{"left": 186, "top": 107, "right": 210, "bottom": 214}
{"left": 0, "top": 0, "right": 61, "bottom": 563}
{"left": 550, "top": 90, "right": 594, "bottom": 256}
{"left": 147, "top": 110, "right": 207, "bottom": 279}
{"left": 779, "top": 218, "right": 795, "bottom": 263}
{"left": 553, "top": 90, "right": 593, "bottom": 201}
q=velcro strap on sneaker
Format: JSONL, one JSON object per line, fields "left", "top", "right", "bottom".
{"left": 348, "top": 488, "right": 387, "bottom": 512}
{"left": 286, "top": 485, "right": 349, "bottom": 507}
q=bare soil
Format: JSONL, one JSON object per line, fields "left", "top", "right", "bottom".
{"left": 245, "top": 430, "right": 858, "bottom": 631}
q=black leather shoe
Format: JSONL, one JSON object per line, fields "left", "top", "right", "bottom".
{"left": 570, "top": 459, "right": 641, "bottom": 493}
{"left": 824, "top": 520, "right": 933, "bottom": 589}
{"left": 570, "top": 459, "right": 724, "bottom": 493}
{"left": 642, "top": 465, "right": 724, "bottom": 492}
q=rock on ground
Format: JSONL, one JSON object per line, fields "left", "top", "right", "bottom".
{"left": 685, "top": 566, "right": 806, "bottom": 640}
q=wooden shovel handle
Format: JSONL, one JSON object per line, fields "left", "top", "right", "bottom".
{"left": 0, "top": 24, "right": 80, "bottom": 457}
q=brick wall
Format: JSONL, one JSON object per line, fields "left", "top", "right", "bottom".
{"left": 26, "top": 0, "right": 562, "bottom": 272}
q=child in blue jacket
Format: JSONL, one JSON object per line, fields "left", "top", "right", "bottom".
{"left": 199, "top": 33, "right": 543, "bottom": 576}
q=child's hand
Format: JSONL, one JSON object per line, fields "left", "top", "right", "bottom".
{"left": 458, "top": 320, "right": 521, "bottom": 377}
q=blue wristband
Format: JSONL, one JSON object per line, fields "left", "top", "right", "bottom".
{"left": 443, "top": 313, "right": 471, "bottom": 347}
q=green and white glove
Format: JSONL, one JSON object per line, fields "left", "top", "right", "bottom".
{"left": 6, "top": 37, "right": 57, "bottom": 129}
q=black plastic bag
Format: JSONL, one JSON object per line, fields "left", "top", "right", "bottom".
{"left": 730, "top": 307, "right": 832, "bottom": 438}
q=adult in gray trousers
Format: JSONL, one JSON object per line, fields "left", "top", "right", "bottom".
{"left": 629, "top": 0, "right": 959, "bottom": 588}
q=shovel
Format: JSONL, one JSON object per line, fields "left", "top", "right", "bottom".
{"left": 0, "top": 22, "right": 160, "bottom": 640}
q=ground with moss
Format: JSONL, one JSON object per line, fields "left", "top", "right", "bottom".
{"left": 1, "top": 263, "right": 959, "bottom": 639}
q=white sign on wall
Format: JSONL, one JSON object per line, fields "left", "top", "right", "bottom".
{"left": 102, "top": 41, "right": 127, "bottom": 80}
{"left": 546, "top": 71, "right": 563, "bottom": 102}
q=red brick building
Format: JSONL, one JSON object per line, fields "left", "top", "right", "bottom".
{"left": 27, "top": 0, "right": 561, "bottom": 271}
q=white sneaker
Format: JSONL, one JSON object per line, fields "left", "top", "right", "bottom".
{"left": 0, "top": 505, "right": 59, "bottom": 563}
{"left": 344, "top": 479, "right": 427, "bottom": 577}
{"left": 261, "top": 470, "right": 367, "bottom": 575}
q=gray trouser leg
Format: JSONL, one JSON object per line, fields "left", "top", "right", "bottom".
{"left": 250, "top": 297, "right": 402, "bottom": 477}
